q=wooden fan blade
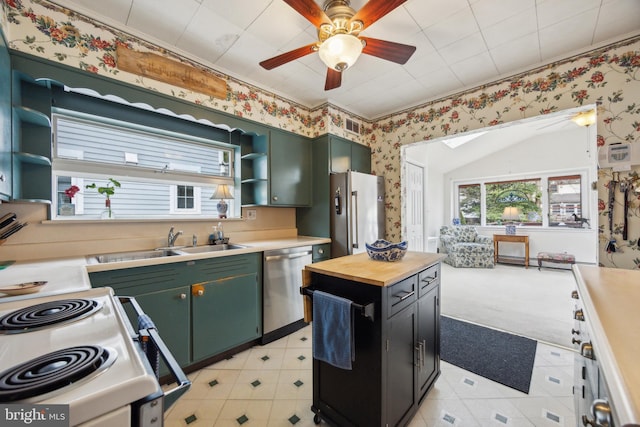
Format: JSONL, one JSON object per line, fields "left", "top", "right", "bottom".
{"left": 325, "top": 68, "right": 342, "bottom": 90}
{"left": 361, "top": 37, "right": 416, "bottom": 64}
{"left": 350, "top": 0, "right": 407, "bottom": 28}
{"left": 284, "top": 0, "right": 331, "bottom": 27}
{"left": 260, "top": 43, "right": 317, "bottom": 70}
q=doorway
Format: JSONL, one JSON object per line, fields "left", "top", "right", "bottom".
{"left": 400, "top": 105, "right": 599, "bottom": 264}
{"left": 404, "top": 160, "right": 424, "bottom": 251}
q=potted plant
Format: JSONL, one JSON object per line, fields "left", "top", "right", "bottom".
{"left": 86, "top": 178, "right": 121, "bottom": 219}
{"left": 59, "top": 185, "right": 80, "bottom": 216}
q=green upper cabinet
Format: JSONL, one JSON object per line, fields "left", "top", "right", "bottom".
{"left": 329, "top": 136, "right": 351, "bottom": 173}
{"left": 329, "top": 134, "right": 371, "bottom": 174}
{"left": 238, "top": 127, "right": 311, "bottom": 207}
{"left": 269, "top": 129, "right": 311, "bottom": 206}
{"left": 11, "top": 71, "right": 53, "bottom": 205}
{"left": 0, "top": 31, "right": 11, "bottom": 200}
{"left": 350, "top": 141, "right": 372, "bottom": 174}
{"left": 296, "top": 133, "right": 372, "bottom": 240}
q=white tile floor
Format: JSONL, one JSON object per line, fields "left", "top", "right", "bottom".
{"left": 164, "top": 325, "right": 576, "bottom": 427}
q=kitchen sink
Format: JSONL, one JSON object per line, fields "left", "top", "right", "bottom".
{"left": 174, "top": 244, "right": 248, "bottom": 254}
{"left": 93, "top": 249, "right": 181, "bottom": 263}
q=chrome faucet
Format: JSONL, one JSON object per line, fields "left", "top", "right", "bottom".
{"left": 168, "top": 226, "right": 183, "bottom": 247}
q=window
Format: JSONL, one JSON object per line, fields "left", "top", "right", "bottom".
{"left": 454, "top": 172, "right": 587, "bottom": 228}
{"left": 486, "top": 179, "right": 542, "bottom": 226}
{"left": 548, "top": 175, "right": 582, "bottom": 227}
{"left": 457, "top": 184, "right": 481, "bottom": 225}
{"left": 52, "top": 109, "right": 237, "bottom": 220}
{"left": 170, "top": 185, "right": 201, "bottom": 214}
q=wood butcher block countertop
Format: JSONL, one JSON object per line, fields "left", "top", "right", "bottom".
{"left": 304, "top": 252, "right": 445, "bottom": 287}
{"left": 572, "top": 265, "right": 640, "bottom": 426}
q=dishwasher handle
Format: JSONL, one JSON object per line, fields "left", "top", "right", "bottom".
{"left": 265, "top": 251, "right": 313, "bottom": 261}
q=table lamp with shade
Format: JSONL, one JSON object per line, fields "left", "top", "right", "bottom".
{"left": 502, "top": 206, "right": 520, "bottom": 235}
{"left": 211, "top": 184, "right": 234, "bottom": 218}
{"left": 502, "top": 206, "right": 521, "bottom": 223}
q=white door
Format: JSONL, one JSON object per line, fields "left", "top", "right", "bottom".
{"left": 406, "top": 161, "right": 424, "bottom": 251}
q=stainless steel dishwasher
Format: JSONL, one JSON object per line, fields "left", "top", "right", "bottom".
{"left": 262, "top": 245, "right": 313, "bottom": 344}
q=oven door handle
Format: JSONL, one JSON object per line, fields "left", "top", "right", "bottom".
{"left": 119, "top": 296, "right": 191, "bottom": 410}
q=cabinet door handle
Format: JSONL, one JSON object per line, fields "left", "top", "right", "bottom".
{"left": 272, "top": 195, "right": 278, "bottom": 201}
{"left": 180, "top": 293, "right": 187, "bottom": 300}
{"left": 591, "top": 399, "right": 612, "bottom": 426}
{"left": 351, "top": 190, "right": 359, "bottom": 249}
{"left": 571, "top": 290, "right": 579, "bottom": 299}
{"left": 394, "top": 290, "right": 415, "bottom": 301}
{"left": 574, "top": 309, "right": 584, "bottom": 321}
{"left": 580, "top": 342, "right": 594, "bottom": 360}
{"left": 265, "top": 251, "right": 312, "bottom": 261}
{"left": 192, "top": 284, "right": 205, "bottom": 297}
{"left": 421, "top": 275, "right": 436, "bottom": 284}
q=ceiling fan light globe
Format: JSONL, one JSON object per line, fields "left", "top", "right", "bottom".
{"left": 318, "top": 34, "right": 363, "bottom": 71}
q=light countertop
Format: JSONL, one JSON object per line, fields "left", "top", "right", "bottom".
{"left": 0, "top": 236, "right": 331, "bottom": 299}
{"left": 85, "top": 236, "right": 331, "bottom": 272}
{"left": 304, "top": 251, "right": 445, "bottom": 287}
{"left": 572, "top": 265, "right": 640, "bottom": 426}
{"left": 0, "top": 257, "right": 92, "bottom": 300}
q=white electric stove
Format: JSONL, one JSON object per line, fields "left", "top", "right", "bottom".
{"left": 0, "top": 287, "right": 190, "bottom": 426}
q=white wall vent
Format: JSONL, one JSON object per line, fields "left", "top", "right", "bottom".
{"left": 345, "top": 118, "right": 360, "bottom": 135}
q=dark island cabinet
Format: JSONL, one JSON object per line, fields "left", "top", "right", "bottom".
{"left": 305, "top": 260, "right": 441, "bottom": 426}
{"left": 417, "top": 263, "right": 441, "bottom": 397}
{"left": 89, "top": 253, "right": 261, "bottom": 375}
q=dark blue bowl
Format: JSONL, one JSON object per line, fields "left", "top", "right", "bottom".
{"left": 365, "top": 239, "right": 408, "bottom": 262}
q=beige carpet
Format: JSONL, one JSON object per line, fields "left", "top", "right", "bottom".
{"left": 440, "top": 262, "right": 576, "bottom": 348}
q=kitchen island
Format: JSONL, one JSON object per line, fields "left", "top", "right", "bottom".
{"left": 302, "top": 251, "right": 445, "bottom": 427}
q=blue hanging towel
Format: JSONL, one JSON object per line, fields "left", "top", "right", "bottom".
{"left": 312, "top": 290, "right": 354, "bottom": 370}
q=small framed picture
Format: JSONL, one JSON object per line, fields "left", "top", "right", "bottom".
{"left": 505, "top": 225, "right": 516, "bottom": 235}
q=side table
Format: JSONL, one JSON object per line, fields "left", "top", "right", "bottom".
{"left": 493, "top": 234, "right": 529, "bottom": 268}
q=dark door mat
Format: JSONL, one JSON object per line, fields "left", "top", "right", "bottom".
{"left": 440, "top": 315, "right": 537, "bottom": 394}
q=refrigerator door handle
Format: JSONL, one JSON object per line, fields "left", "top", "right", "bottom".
{"left": 352, "top": 190, "right": 359, "bottom": 249}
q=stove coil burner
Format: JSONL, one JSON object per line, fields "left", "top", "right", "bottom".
{"left": 0, "top": 299, "right": 102, "bottom": 334}
{"left": 0, "top": 345, "right": 115, "bottom": 402}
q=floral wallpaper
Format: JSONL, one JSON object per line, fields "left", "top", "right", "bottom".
{"left": 367, "top": 38, "right": 640, "bottom": 270}
{"left": 3, "top": 0, "right": 640, "bottom": 269}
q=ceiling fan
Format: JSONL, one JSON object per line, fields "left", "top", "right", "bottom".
{"left": 259, "top": 0, "right": 417, "bottom": 90}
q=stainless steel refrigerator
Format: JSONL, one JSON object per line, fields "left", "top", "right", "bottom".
{"left": 330, "top": 171, "right": 385, "bottom": 257}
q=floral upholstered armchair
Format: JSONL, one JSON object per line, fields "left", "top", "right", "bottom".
{"left": 439, "top": 225, "right": 494, "bottom": 268}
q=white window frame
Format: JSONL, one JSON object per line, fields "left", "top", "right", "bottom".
{"left": 169, "top": 185, "right": 202, "bottom": 214}
{"left": 453, "top": 168, "right": 591, "bottom": 229}
{"left": 51, "top": 109, "right": 237, "bottom": 220}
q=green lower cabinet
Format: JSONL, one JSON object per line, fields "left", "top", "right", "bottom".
{"left": 126, "top": 285, "right": 191, "bottom": 375}
{"left": 89, "top": 262, "right": 191, "bottom": 376}
{"left": 191, "top": 272, "right": 260, "bottom": 361}
{"left": 89, "top": 253, "right": 261, "bottom": 370}
{"left": 312, "top": 243, "right": 330, "bottom": 262}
